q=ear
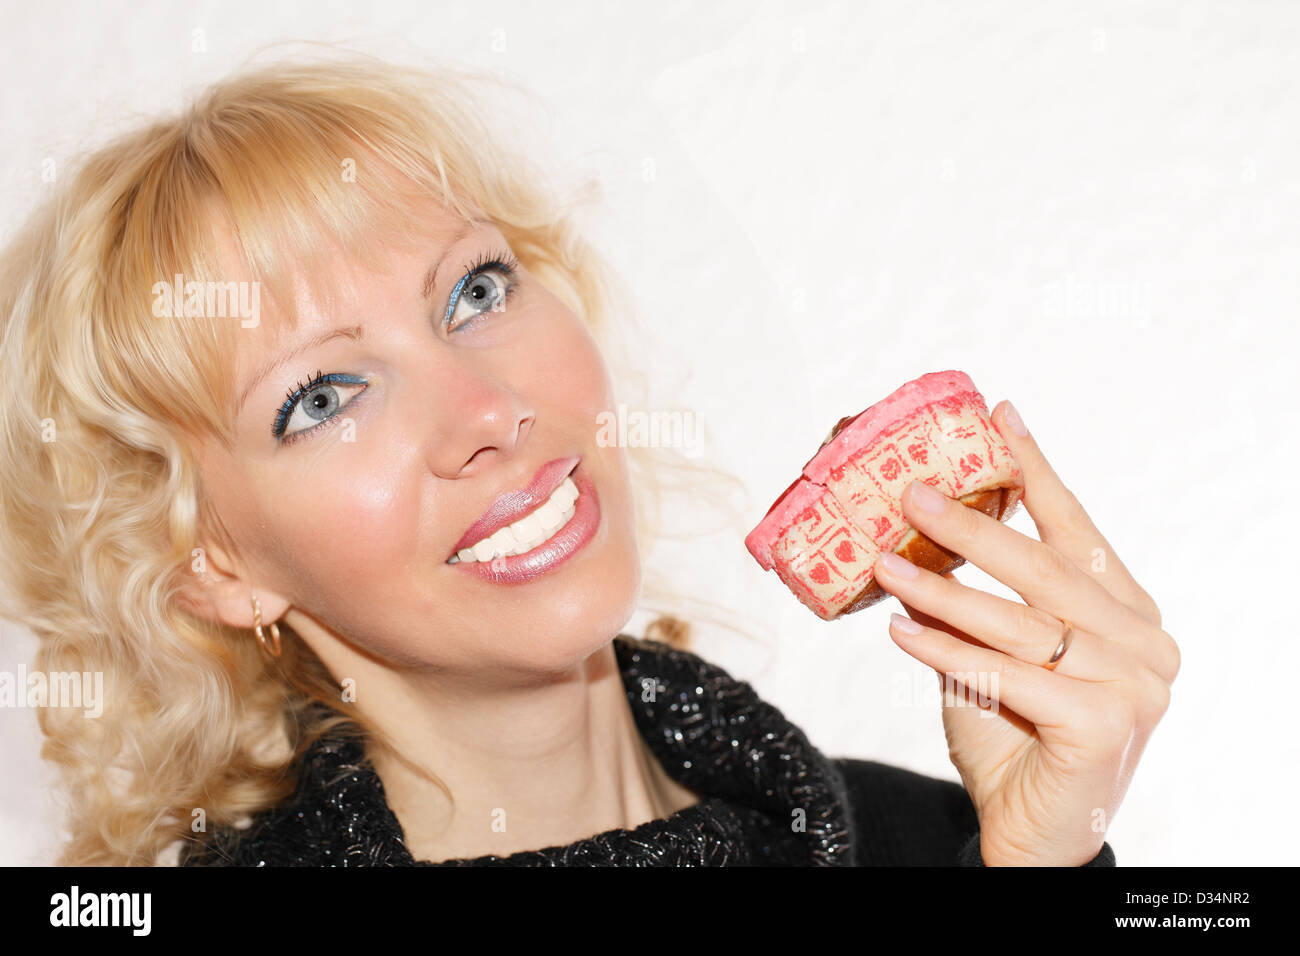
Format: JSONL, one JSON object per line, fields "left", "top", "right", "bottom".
{"left": 175, "top": 539, "right": 292, "bottom": 631}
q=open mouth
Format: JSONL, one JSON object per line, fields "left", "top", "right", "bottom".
{"left": 447, "top": 462, "right": 581, "bottom": 564}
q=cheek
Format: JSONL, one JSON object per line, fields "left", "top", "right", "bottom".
{"left": 263, "top": 458, "right": 415, "bottom": 600}
{"left": 534, "top": 310, "right": 615, "bottom": 421}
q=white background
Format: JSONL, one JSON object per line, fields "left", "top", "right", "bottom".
{"left": 1, "top": 0, "right": 1296, "bottom": 866}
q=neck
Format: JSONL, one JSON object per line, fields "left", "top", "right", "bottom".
{"left": 347, "top": 639, "right": 701, "bottom": 863}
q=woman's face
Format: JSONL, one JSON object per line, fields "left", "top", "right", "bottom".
{"left": 192, "top": 202, "right": 641, "bottom": 679}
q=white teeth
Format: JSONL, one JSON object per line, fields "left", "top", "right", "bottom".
{"left": 535, "top": 500, "right": 563, "bottom": 531}
{"left": 448, "top": 474, "right": 580, "bottom": 563}
{"left": 512, "top": 511, "right": 543, "bottom": 544}
{"left": 489, "top": 526, "right": 519, "bottom": 556}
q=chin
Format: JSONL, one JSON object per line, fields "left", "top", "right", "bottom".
{"left": 519, "top": 459, "right": 644, "bottom": 676}
{"left": 529, "top": 559, "right": 641, "bottom": 677}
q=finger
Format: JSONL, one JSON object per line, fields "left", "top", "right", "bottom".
{"left": 898, "top": 478, "right": 1155, "bottom": 657}
{"left": 886, "top": 610, "right": 1096, "bottom": 733}
{"left": 990, "top": 400, "right": 1163, "bottom": 628}
{"left": 905, "top": 574, "right": 994, "bottom": 650}
{"left": 914, "top": 572, "right": 983, "bottom": 640}
{"left": 877, "top": 551, "right": 1125, "bottom": 681}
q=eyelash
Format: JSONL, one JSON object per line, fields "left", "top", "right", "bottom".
{"left": 272, "top": 370, "right": 366, "bottom": 446}
{"left": 444, "top": 247, "right": 522, "bottom": 328}
{"left": 271, "top": 247, "right": 522, "bottom": 446}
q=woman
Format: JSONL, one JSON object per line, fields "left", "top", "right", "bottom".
{"left": 0, "top": 54, "right": 1176, "bottom": 866}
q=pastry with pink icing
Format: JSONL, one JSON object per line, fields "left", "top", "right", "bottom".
{"left": 745, "top": 370, "right": 1024, "bottom": 620}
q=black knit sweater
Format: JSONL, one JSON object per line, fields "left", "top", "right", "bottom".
{"left": 179, "top": 635, "right": 1116, "bottom": 867}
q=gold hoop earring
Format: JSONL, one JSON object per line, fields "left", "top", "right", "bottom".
{"left": 251, "top": 596, "right": 282, "bottom": 659}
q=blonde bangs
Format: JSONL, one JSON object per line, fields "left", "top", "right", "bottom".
{"left": 86, "top": 58, "right": 558, "bottom": 458}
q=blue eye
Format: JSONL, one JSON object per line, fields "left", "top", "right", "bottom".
{"left": 272, "top": 371, "right": 368, "bottom": 444}
{"left": 444, "top": 249, "right": 521, "bottom": 330}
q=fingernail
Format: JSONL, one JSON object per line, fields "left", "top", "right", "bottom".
{"left": 879, "top": 550, "right": 920, "bottom": 579}
{"left": 910, "top": 481, "right": 947, "bottom": 514}
{"left": 890, "top": 612, "right": 924, "bottom": 634}
{"left": 1004, "top": 401, "right": 1029, "bottom": 437}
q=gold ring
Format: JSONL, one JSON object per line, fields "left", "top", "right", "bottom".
{"left": 1043, "top": 620, "right": 1074, "bottom": 672}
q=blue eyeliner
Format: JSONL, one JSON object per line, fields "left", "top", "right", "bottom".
{"left": 443, "top": 248, "right": 521, "bottom": 328}
{"left": 272, "top": 371, "right": 368, "bottom": 442}
{"left": 444, "top": 272, "right": 470, "bottom": 325}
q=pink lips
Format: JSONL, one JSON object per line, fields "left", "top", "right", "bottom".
{"left": 451, "top": 462, "right": 600, "bottom": 583}
{"left": 448, "top": 455, "right": 580, "bottom": 560}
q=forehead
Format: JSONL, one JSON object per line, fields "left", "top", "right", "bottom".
{"left": 212, "top": 195, "right": 476, "bottom": 351}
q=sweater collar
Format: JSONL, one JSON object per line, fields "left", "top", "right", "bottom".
{"left": 232, "top": 635, "right": 857, "bottom": 866}
{"left": 612, "top": 635, "right": 855, "bottom": 865}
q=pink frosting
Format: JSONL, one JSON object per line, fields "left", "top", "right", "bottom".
{"left": 745, "top": 370, "right": 982, "bottom": 569}
{"left": 743, "top": 477, "right": 826, "bottom": 571}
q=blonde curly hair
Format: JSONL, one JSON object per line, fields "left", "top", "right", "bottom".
{"left": 0, "top": 52, "right": 750, "bottom": 866}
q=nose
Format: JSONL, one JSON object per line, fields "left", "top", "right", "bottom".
{"left": 426, "top": 363, "right": 535, "bottom": 479}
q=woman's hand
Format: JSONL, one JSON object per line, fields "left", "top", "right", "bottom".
{"left": 871, "top": 400, "right": 1178, "bottom": 867}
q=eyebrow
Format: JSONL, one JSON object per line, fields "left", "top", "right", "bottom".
{"left": 236, "top": 221, "right": 480, "bottom": 418}
{"left": 236, "top": 325, "right": 365, "bottom": 416}
{"left": 422, "top": 219, "right": 479, "bottom": 302}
